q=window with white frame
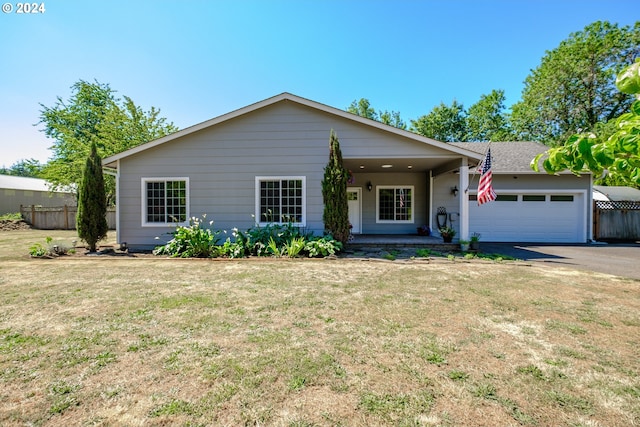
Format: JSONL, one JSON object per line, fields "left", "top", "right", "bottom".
{"left": 142, "top": 178, "right": 189, "bottom": 225}
{"left": 377, "top": 186, "right": 413, "bottom": 223}
{"left": 256, "top": 177, "right": 305, "bottom": 225}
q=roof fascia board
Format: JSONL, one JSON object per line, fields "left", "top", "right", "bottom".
{"left": 103, "top": 93, "right": 292, "bottom": 166}
{"left": 286, "top": 94, "right": 483, "bottom": 160}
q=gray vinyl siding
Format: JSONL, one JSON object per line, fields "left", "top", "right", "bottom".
{"left": 117, "top": 101, "right": 443, "bottom": 248}
{"left": 434, "top": 172, "right": 590, "bottom": 204}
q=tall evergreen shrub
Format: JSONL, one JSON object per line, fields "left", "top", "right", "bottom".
{"left": 321, "top": 130, "right": 350, "bottom": 244}
{"left": 76, "top": 142, "right": 108, "bottom": 252}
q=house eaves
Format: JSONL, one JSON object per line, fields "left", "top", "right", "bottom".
{"left": 103, "top": 92, "right": 483, "bottom": 168}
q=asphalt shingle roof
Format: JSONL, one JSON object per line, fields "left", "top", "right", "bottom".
{"left": 449, "top": 141, "right": 551, "bottom": 174}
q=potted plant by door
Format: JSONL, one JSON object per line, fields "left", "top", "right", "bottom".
{"left": 470, "top": 232, "right": 481, "bottom": 250}
{"left": 439, "top": 226, "right": 456, "bottom": 243}
{"left": 459, "top": 239, "right": 470, "bottom": 251}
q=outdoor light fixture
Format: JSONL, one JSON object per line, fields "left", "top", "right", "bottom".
{"left": 367, "top": 181, "right": 373, "bottom": 192}
{"left": 451, "top": 186, "right": 459, "bottom": 197}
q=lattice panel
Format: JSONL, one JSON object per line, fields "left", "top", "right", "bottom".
{"left": 595, "top": 201, "right": 640, "bottom": 210}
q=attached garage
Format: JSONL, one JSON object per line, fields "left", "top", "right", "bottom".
{"left": 449, "top": 141, "right": 592, "bottom": 244}
{"left": 468, "top": 191, "right": 588, "bottom": 242}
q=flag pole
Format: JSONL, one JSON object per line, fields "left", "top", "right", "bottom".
{"left": 467, "top": 141, "right": 492, "bottom": 192}
{"left": 476, "top": 143, "right": 497, "bottom": 205}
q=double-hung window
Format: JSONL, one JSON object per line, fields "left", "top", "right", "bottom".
{"left": 256, "top": 176, "right": 305, "bottom": 225}
{"left": 142, "top": 178, "right": 189, "bottom": 226}
{"left": 377, "top": 186, "right": 413, "bottom": 223}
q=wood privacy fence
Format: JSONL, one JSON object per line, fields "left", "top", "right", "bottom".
{"left": 20, "top": 205, "right": 116, "bottom": 230}
{"left": 593, "top": 201, "right": 640, "bottom": 241}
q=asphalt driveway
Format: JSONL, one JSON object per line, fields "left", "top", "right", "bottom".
{"left": 481, "top": 242, "right": 640, "bottom": 280}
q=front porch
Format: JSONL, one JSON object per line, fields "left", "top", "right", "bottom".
{"left": 343, "top": 151, "right": 481, "bottom": 242}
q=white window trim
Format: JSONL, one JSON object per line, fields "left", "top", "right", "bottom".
{"left": 255, "top": 176, "right": 306, "bottom": 226}
{"left": 141, "top": 177, "right": 190, "bottom": 227}
{"left": 376, "top": 185, "right": 415, "bottom": 224}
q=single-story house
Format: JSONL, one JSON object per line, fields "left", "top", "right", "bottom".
{"left": 102, "top": 93, "right": 592, "bottom": 250}
{"left": 0, "top": 174, "right": 75, "bottom": 215}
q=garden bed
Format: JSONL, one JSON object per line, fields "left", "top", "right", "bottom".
{"left": 0, "top": 219, "right": 32, "bottom": 231}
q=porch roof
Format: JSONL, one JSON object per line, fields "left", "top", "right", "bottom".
{"left": 343, "top": 156, "right": 473, "bottom": 175}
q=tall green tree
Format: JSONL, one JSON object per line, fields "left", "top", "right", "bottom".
{"left": 410, "top": 100, "right": 467, "bottom": 141}
{"left": 347, "top": 98, "right": 378, "bottom": 120}
{"left": 39, "top": 80, "right": 178, "bottom": 202}
{"left": 76, "top": 143, "right": 108, "bottom": 252}
{"left": 532, "top": 60, "right": 640, "bottom": 187}
{"left": 0, "top": 159, "right": 44, "bottom": 178}
{"left": 322, "top": 130, "right": 350, "bottom": 244}
{"left": 511, "top": 21, "right": 640, "bottom": 146}
{"left": 378, "top": 110, "right": 408, "bottom": 130}
{"left": 347, "top": 98, "right": 407, "bottom": 130}
{"left": 465, "top": 89, "right": 512, "bottom": 141}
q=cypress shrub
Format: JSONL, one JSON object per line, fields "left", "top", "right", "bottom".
{"left": 322, "top": 130, "right": 350, "bottom": 244}
{"left": 76, "top": 142, "right": 108, "bottom": 252}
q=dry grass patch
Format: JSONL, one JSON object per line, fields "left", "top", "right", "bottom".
{"left": 0, "top": 230, "right": 638, "bottom": 426}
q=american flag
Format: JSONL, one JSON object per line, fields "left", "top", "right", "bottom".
{"left": 477, "top": 148, "right": 497, "bottom": 205}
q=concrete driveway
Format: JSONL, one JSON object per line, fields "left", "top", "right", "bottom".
{"left": 481, "top": 242, "right": 640, "bottom": 280}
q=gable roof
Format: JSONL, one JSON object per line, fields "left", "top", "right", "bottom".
{"left": 450, "top": 141, "right": 580, "bottom": 174}
{"left": 103, "top": 92, "right": 483, "bottom": 168}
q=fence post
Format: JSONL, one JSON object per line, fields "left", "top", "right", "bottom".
{"left": 64, "top": 205, "right": 69, "bottom": 229}
{"left": 593, "top": 202, "right": 600, "bottom": 240}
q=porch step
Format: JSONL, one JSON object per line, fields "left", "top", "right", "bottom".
{"left": 346, "top": 242, "right": 460, "bottom": 252}
{"left": 345, "top": 234, "right": 460, "bottom": 253}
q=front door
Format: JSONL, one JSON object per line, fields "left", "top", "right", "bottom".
{"left": 347, "top": 188, "right": 361, "bottom": 234}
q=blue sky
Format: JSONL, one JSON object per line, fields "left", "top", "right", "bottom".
{"left": 0, "top": 0, "right": 637, "bottom": 166}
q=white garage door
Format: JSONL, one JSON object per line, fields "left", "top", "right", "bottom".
{"left": 469, "top": 192, "right": 587, "bottom": 243}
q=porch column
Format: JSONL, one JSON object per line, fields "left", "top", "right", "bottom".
{"left": 459, "top": 159, "right": 469, "bottom": 241}
{"left": 428, "top": 171, "right": 433, "bottom": 234}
